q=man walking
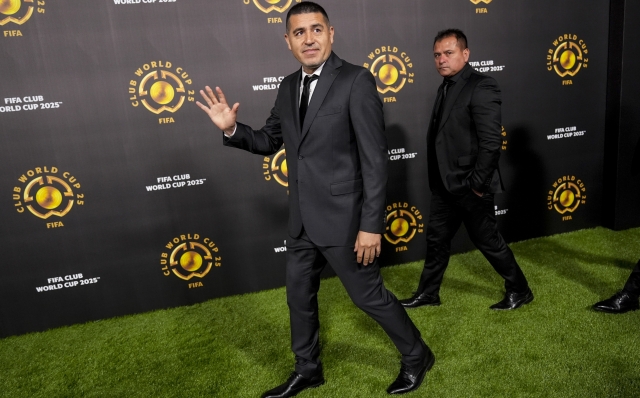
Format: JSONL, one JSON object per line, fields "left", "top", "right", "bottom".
{"left": 197, "top": 3, "right": 433, "bottom": 396}
{"left": 400, "top": 29, "right": 533, "bottom": 311}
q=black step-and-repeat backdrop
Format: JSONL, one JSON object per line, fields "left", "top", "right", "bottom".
{"left": 0, "top": 0, "right": 609, "bottom": 337}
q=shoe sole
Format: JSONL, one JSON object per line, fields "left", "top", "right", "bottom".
{"left": 593, "top": 306, "right": 639, "bottom": 314}
{"left": 402, "top": 302, "right": 441, "bottom": 309}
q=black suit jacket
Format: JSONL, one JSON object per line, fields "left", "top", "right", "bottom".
{"left": 224, "top": 52, "right": 388, "bottom": 247}
{"left": 428, "top": 63, "right": 503, "bottom": 195}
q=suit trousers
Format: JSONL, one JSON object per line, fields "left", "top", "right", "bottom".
{"left": 417, "top": 190, "right": 529, "bottom": 296}
{"left": 623, "top": 259, "right": 640, "bottom": 296}
{"left": 286, "top": 231, "right": 425, "bottom": 378}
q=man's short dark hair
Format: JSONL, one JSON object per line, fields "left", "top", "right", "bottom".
{"left": 434, "top": 29, "right": 468, "bottom": 50}
{"left": 286, "top": 1, "right": 330, "bottom": 32}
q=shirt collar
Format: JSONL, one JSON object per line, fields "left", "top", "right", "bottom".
{"left": 301, "top": 62, "right": 326, "bottom": 80}
{"left": 445, "top": 63, "right": 468, "bottom": 84}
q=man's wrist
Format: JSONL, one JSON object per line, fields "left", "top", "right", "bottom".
{"left": 223, "top": 123, "right": 237, "bottom": 137}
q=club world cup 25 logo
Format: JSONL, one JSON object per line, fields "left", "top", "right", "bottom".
{"left": 547, "top": 34, "right": 589, "bottom": 85}
{"left": 470, "top": 0, "right": 492, "bottom": 4}
{"left": 547, "top": 175, "right": 586, "bottom": 221}
{"left": 263, "top": 147, "right": 288, "bottom": 188}
{"left": 129, "top": 60, "right": 194, "bottom": 124}
{"left": 384, "top": 202, "right": 424, "bottom": 252}
{"left": 245, "top": 0, "right": 299, "bottom": 23}
{"left": 1, "top": 0, "right": 44, "bottom": 37}
{"left": 160, "top": 234, "right": 221, "bottom": 288}
{"left": 12, "top": 166, "right": 84, "bottom": 228}
{"left": 364, "top": 46, "right": 414, "bottom": 103}
{"left": 1, "top": 0, "right": 38, "bottom": 25}
{"left": 248, "top": 0, "right": 293, "bottom": 13}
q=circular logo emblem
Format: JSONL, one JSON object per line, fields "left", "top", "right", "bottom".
{"left": 263, "top": 147, "right": 288, "bottom": 187}
{"left": 161, "top": 234, "right": 221, "bottom": 281}
{"left": 250, "top": 0, "right": 293, "bottom": 14}
{"left": 13, "top": 167, "right": 84, "bottom": 220}
{"left": 547, "top": 176, "right": 586, "bottom": 215}
{"left": 384, "top": 203, "right": 424, "bottom": 245}
{"left": 129, "top": 61, "right": 194, "bottom": 114}
{"left": 547, "top": 34, "right": 589, "bottom": 78}
{"left": 0, "top": 0, "right": 38, "bottom": 26}
{"left": 364, "top": 47, "right": 414, "bottom": 94}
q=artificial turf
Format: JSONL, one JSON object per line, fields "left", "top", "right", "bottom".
{"left": 1, "top": 226, "right": 639, "bottom": 397}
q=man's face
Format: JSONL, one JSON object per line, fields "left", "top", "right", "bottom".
{"left": 433, "top": 36, "right": 469, "bottom": 77}
{"left": 285, "top": 12, "right": 334, "bottom": 74}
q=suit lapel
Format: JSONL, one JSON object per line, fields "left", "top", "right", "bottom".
{"left": 438, "top": 64, "right": 471, "bottom": 131}
{"left": 299, "top": 52, "right": 342, "bottom": 144}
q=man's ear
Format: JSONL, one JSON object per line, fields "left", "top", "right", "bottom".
{"left": 284, "top": 34, "right": 292, "bottom": 51}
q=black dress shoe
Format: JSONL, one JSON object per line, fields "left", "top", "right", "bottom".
{"left": 593, "top": 291, "right": 640, "bottom": 314}
{"left": 387, "top": 345, "right": 435, "bottom": 394}
{"left": 261, "top": 372, "right": 325, "bottom": 398}
{"left": 399, "top": 292, "right": 441, "bottom": 308}
{"left": 490, "top": 288, "right": 533, "bottom": 310}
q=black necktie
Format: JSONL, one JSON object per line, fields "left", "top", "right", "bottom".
{"left": 428, "top": 78, "right": 453, "bottom": 192}
{"left": 299, "top": 74, "right": 318, "bottom": 129}
{"left": 433, "top": 78, "right": 453, "bottom": 129}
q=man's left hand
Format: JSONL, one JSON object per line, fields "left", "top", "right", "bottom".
{"left": 354, "top": 231, "right": 381, "bottom": 266}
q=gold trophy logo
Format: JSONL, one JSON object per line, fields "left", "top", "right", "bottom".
{"left": 547, "top": 34, "right": 589, "bottom": 80}
{"left": 547, "top": 176, "right": 587, "bottom": 219}
{"left": 13, "top": 167, "right": 84, "bottom": 226}
{"left": 161, "top": 234, "right": 221, "bottom": 283}
{"left": 0, "top": 0, "right": 37, "bottom": 26}
{"left": 364, "top": 47, "right": 414, "bottom": 94}
{"left": 263, "top": 147, "right": 288, "bottom": 187}
{"left": 249, "top": 0, "right": 293, "bottom": 14}
{"left": 470, "top": 0, "right": 492, "bottom": 4}
{"left": 384, "top": 203, "right": 424, "bottom": 250}
{"left": 129, "top": 61, "right": 194, "bottom": 116}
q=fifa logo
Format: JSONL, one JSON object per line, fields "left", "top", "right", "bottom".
{"left": 364, "top": 46, "right": 414, "bottom": 103}
{"left": 384, "top": 202, "right": 424, "bottom": 252}
{"left": 129, "top": 61, "right": 194, "bottom": 122}
{"left": 547, "top": 34, "right": 589, "bottom": 85}
{"left": 547, "top": 175, "right": 587, "bottom": 221}
{"left": 0, "top": 0, "right": 42, "bottom": 27}
{"left": 12, "top": 166, "right": 84, "bottom": 228}
{"left": 160, "top": 234, "right": 221, "bottom": 286}
{"left": 246, "top": 0, "right": 295, "bottom": 14}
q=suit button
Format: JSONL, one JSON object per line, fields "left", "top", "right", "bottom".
{"left": 298, "top": 155, "right": 304, "bottom": 160}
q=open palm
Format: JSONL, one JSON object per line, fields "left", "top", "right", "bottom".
{"left": 196, "top": 86, "right": 239, "bottom": 134}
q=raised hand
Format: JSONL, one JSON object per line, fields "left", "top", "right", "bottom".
{"left": 196, "top": 86, "right": 240, "bottom": 135}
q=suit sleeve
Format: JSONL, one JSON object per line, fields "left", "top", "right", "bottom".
{"left": 223, "top": 95, "right": 284, "bottom": 156}
{"left": 349, "top": 69, "right": 388, "bottom": 234}
{"left": 468, "top": 76, "right": 502, "bottom": 192}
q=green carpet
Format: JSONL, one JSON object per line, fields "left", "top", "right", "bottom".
{"left": 1, "top": 227, "right": 639, "bottom": 397}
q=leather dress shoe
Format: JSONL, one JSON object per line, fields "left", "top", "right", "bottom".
{"left": 593, "top": 291, "right": 640, "bottom": 314}
{"left": 490, "top": 288, "right": 533, "bottom": 310}
{"left": 261, "top": 371, "right": 325, "bottom": 398}
{"left": 399, "top": 292, "right": 441, "bottom": 308}
{"left": 387, "top": 344, "right": 435, "bottom": 394}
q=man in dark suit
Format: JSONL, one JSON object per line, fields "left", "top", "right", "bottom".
{"left": 593, "top": 261, "right": 640, "bottom": 313}
{"left": 196, "top": 3, "right": 433, "bottom": 396}
{"left": 400, "top": 29, "right": 533, "bottom": 311}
